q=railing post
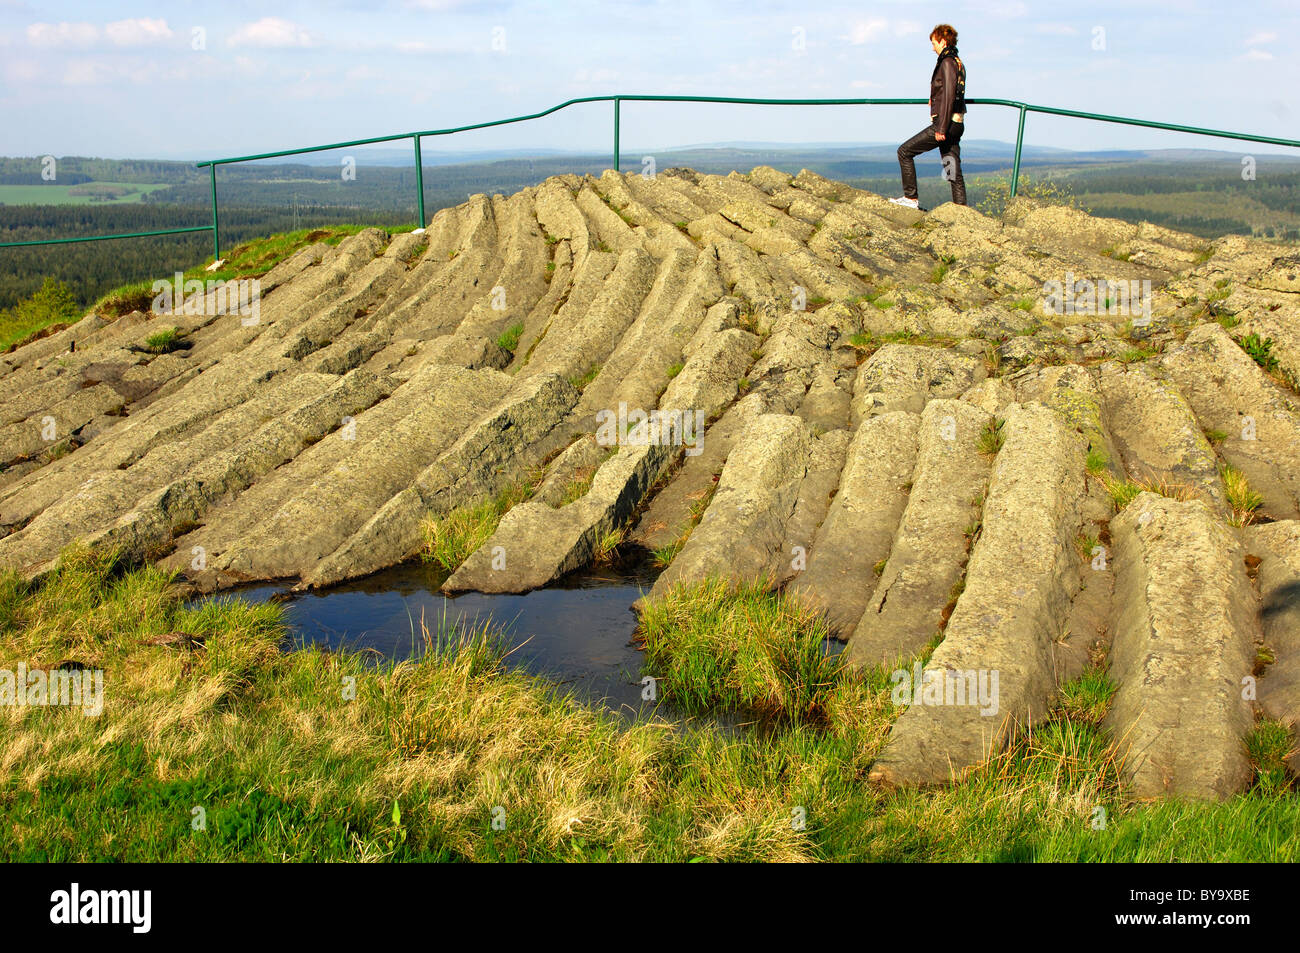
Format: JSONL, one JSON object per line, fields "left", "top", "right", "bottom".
{"left": 413, "top": 134, "right": 426, "bottom": 228}
{"left": 1010, "top": 105, "right": 1027, "bottom": 198}
{"left": 613, "top": 97, "right": 620, "bottom": 172}
{"left": 209, "top": 163, "right": 220, "bottom": 261}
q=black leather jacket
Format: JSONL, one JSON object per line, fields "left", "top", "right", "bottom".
{"left": 929, "top": 46, "right": 967, "bottom": 135}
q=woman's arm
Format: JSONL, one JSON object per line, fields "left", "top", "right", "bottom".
{"left": 933, "top": 58, "right": 957, "bottom": 140}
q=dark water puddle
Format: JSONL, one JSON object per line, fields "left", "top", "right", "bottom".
{"left": 198, "top": 561, "right": 664, "bottom": 717}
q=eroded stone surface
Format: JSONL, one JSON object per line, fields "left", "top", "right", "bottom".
{"left": 2, "top": 169, "right": 1298, "bottom": 802}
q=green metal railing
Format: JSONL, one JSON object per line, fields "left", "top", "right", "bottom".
{"left": 5, "top": 95, "right": 1300, "bottom": 260}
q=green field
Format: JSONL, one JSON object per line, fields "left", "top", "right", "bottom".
{"left": 0, "top": 181, "right": 170, "bottom": 206}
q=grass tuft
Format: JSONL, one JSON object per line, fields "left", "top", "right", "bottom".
{"left": 420, "top": 480, "right": 535, "bottom": 571}
{"left": 1222, "top": 463, "right": 1264, "bottom": 527}
{"left": 495, "top": 321, "right": 525, "bottom": 354}
{"left": 976, "top": 417, "right": 1006, "bottom": 456}
{"left": 636, "top": 577, "right": 843, "bottom": 721}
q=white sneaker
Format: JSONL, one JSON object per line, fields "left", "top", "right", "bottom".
{"left": 889, "top": 196, "right": 920, "bottom": 209}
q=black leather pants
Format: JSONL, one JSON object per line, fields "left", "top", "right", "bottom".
{"left": 897, "top": 122, "right": 966, "bottom": 205}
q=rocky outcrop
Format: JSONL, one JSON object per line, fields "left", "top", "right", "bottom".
{"left": 2, "top": 167, "right": 1298, "bottom": 802}
{"left": 1104, "top": 494, "right": 1257, "bottom": 799}
{"left": 869, "top": 402, "right": 1087, "bottom": 786}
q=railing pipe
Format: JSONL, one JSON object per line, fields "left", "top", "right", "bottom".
{"left": 4, "top": 97, "right": 1297, "bottom": 253}
{"left": 1011, "top": 105, "right": 1027, "bottom": 197}
{"left": 413, "top": 134, "right": 426, "bottom": 228}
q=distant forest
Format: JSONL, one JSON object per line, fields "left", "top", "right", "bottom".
{"left": 2, "top": 150, "right": 1297, "bottom": 311}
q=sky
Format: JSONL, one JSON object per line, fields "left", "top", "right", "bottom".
{"left": 2, "top": 0, "right": 1298, "bottom": 163}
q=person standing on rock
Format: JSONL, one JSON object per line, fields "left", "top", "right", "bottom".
{"left": 890, "top": 24, "right": 967, "bottom": 210}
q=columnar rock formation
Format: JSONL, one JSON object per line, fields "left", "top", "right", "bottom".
{"left": 3, "top": 166, "right": 1298, "bottom": 798}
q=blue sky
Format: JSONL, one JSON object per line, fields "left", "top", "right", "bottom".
{"left": 2, "top": 0, "right": 1298, "bottom": 161}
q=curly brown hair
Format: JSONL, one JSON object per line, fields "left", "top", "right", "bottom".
{"left": 930, "top": 24, "right": 958, "bottom": 46}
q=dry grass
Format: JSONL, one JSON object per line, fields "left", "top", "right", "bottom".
{"left": 1101, "top": 472, "right": 1198, "bottom": 511}
{"left": 1222, "top": 464, "right": 1265, "bottom": 527}
{"left": 2, "top": 549, "right": 1295, "bottom": 861}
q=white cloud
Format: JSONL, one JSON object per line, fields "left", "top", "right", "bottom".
{"left": 58, "top": 57, "right": 175, "bottom": 86}
{"left": 105, "top": 18, "right": 174, "bottom": 47}
{"left": 3, "top": 57, "right": 41, "bottom": 83}
{"left": 228, "top": 18, "right": 313, "bottom": 49}
{"left": 1245, "top": 31, "right": 1276, "bottom": 45}
{"left": 969, "top": 1, "right": 1028, "bottom": 18}
{"left": 573, "top": 67, "right": 618, "bottom": 84}
{"left": 1035, "top": 23, "right": 1079, "bottom": 36}
{"left": 844, "top": 18, "right": 921, "bottom": 44}
{"left": 1243, "top": 49, "right": 1273, "bottom": 60}
{"left": 25, "top": 21, "right": 99, "bottom": 48}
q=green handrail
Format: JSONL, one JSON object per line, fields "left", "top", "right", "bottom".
{"left": 4, "top": 95, "right": 1299, "bottom": 260}
{"left": 0, "top": 225, "right": 212, "bottom": 249}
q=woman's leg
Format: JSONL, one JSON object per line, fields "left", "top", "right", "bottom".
{"left": 897, "top": 127, "right": 939, "bottom": 201}
{"left": 938, "top": 128, "right": 966, "bottom": 205}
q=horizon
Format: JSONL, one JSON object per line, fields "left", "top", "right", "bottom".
{"left": 7, "top": 140, "right": 1300, "bottom": 167}
{"left": 4, "top": 1, "right": 1299, "bottom": 161}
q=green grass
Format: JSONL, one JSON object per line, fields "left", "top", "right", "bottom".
{"left": 1, "top": 550, "right": 1296, "bottom": 861}
{"left": 495, "top": 321, "right": 525, "bottom": 354}
{"left": 1246, "top": 720, "right": 1296, "bottom": 794}
{"left": 1085, "top": 447, "right": 1109, "bottom": 475}
{"left": 651, "top": 539, "right": 684, "bottom": 568}
{"left": 652, "top": 484, "right": 717, "bottom": 568}
{"left": 1102, "top": 474, "right": 1196, "bottom": 511}
{"left": 0, "top": 181, "right": 170, "bottom": 206}
{"left": 637, "top": 578, "right": 844, "bottom": 721}
{"left": 864, "top": 288, "right": 893, "bottom": 310}
{"left": 930, "top": 254, "right": 956, "bottom": 283}
{"left": 82, "top": 224, "right": 414, "bottom": 322}
{"left": 557, "top": 469, "right": 596, "bottom": 507}
{"left": 1239, "top": 332, "right": 1280, "bottom": 374}
{"left": 420, "top": 480, "right": 535, "bottom": 572}
{"left": 1222, "top": 463, "right": 1264, "bottom": 527}
{"left": 976, "top": 417, "right": 1006, "bottom": 456}
{"left": 568, "top": 364, "right": 601, "bottom": 392}
{"left": 143, "top": 327, "right": 182, "bottom": 353}
{"left": 1116, "top": 346, "right": 1158, "bottom": 364}
{"left": 592, "top": 527, "right": 625, "bottom": 564}
{"left": 0, "top": 276, "right": 80, "bottom": 350}
{"left": 1075, "top": 531, "right": 1102, "bottom": 564}
{"left": 1104, "top": 479, "right": 1143, "bottom": 511}
{"left": 850, "top": 330, "right": 957, "bottom": 356}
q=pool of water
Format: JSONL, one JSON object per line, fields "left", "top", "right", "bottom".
{"left": 201, "top": 561, "right": 661, "bottom": 716}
